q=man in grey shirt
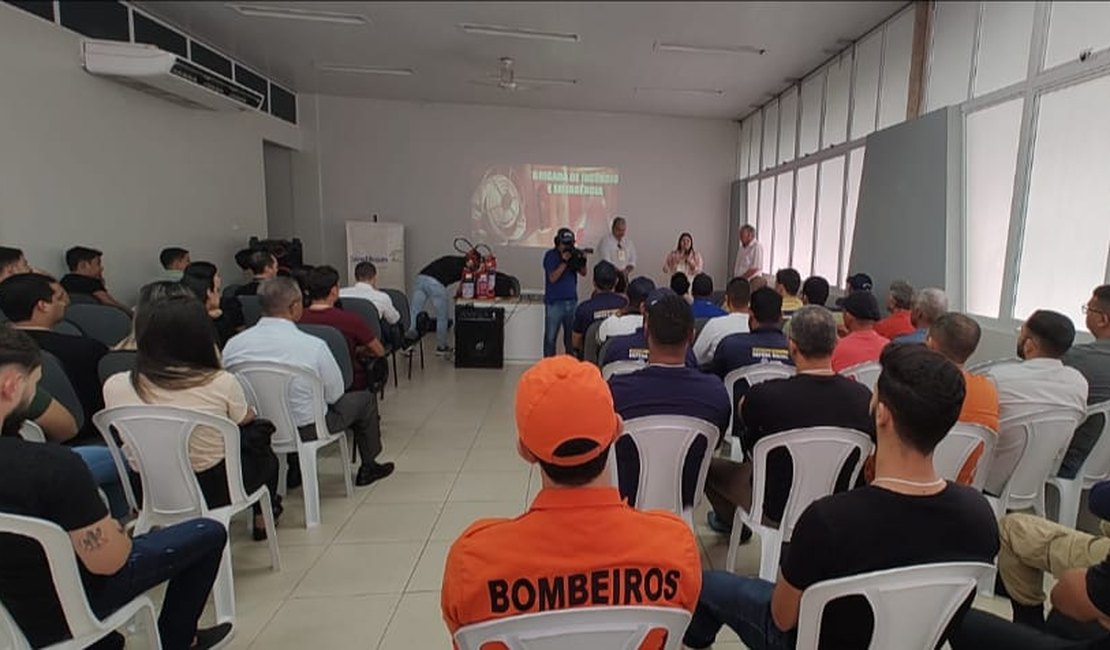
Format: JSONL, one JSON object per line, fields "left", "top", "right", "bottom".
{"left": 1059, "top": 285, "right": 1110, "bottom": 478}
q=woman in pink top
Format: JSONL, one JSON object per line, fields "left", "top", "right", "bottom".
{"left": 663, "top": 232, "right": 704, "bottom": 278}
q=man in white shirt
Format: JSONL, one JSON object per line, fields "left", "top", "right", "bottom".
{"left": 985, "top": 309, "right": 1089, "bottom": 496}
{"left": 223, "top": 277, "right": 395, "bottom": 487}
{"left": 598, "top": 276, "right": 654, "bottom": 343}
{"left": 596, "top": 217, "right": 637, "bottom": 279}
{"left": 732, "top": 225, "right": 764, "bottom": 280}
{"left": 694, "top": 277, "right": 752, "bottom": 367}
{"left": 340, "top": 262, "right": 401, "bottom": 325}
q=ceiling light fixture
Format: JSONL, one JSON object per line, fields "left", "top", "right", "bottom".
{"left": 654, "top": 41, "right": 765, "bottom": 56}
{"left": 635, "top": 86, "right": 725, "bottom": 97}
{"left": 459, "top": 23, "right": 580, "bottom": 43}
{"left": 226, "top": 4, "right": 368, "bottom": 25}
{"left": 317, "top": 64, "right": 415, "bottom": 76}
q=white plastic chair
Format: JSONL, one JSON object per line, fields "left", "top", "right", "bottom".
{"left": 1046, "top": 400, "right": 1110, "bottom": 529}
{"left": 0, "top": 512, "right": 161, "bottom": 649}
{"left": 601, "top": 360, "right": 646, "bottom": 380}
{"left": 795, "top": 562, "right": 993, "bottom": 650}
{"left": 454, "top": 606, "right": 691, "bottom": 650}
{"left": 721, "top": 362, "right": 795, "bottom": 460}
{"left": 229, "top": 361, "right": 354, "bottom": 528}
{"left": 610, "top": 416, "right": 720, "bottom": 528}
{"left": 16, "top": 420, "right": 45, "bottom": 443}
{"left": 966, "top": 357, "right": 1021, "bottom": 375}
{"left": 933, "top": 422, "right": 998, "bottom": 490}
{"left": 727, "top": 427, "right": 873, "bottom": 579}
{"left": 840, "top": 360, "right": 882, "bottom": 393}
{"left": 985, "top": 407, "right": 1085, "bottom": 515}
{"left": 92, "top": 405, "right": 280, "bottom": 626}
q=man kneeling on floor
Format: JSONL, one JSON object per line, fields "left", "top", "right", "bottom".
{"left": 441, "top": 356, "right": 701, "bottom": 648}
{"left": 684, "top": 344, "right": 999, "bottom": 649}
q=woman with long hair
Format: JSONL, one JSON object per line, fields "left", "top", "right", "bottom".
{"left": 102, "top": 294, "right": 279, "bottom": 539}
{"left": 181, "top": 261, "right": 245, "bottom": 347}
{"left": 663, "top": 232, "right": 704, "bottom": 278}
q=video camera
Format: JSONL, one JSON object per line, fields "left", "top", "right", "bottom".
{"left": 555, "top": 228, "right": 588, "bottom": 272}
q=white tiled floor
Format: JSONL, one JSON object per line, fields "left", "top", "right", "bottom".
{"left": 177, "top": 354, "right": 1010, "bottom": 649}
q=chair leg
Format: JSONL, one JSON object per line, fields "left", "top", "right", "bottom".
{"left": 338, "top": 435, "right": 354, "bottom": 497}
{"left": 299, "top": 448, "right": 322, "bottom": 529}
{"left": 757, "top": 533, "right": 781, "bottom": 582}
{"left": 391, "top": 351, "right": 399, "bottom": 387}
{"left": 212, "top": 540, "right": 237, "bottom": 624}
{"left": 276, "top": 453, "right": 289, "bottom": 498}
{"left": 138, "top": 598, "right": 162, "bottom": 649}
{"left": 258, "top": 490, "right": 282, "bottom": 571}
{"left": 725, "top": 510, "right": 745, "bottom": 573}
{"left": 1053, "top": 480, "right": 1082, "bottom": 530}
{"left": 419, "top": 339, "right": 425, "bottom": 370}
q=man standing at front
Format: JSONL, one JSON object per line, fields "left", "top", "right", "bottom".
{"left": 733, "top": 225, "right": 764, "bottom": 281}
{"left": 543, "top": 228, "right": 585, "bottom": 357}
{"left": 441, "top": 356, "right": 701, "bottom": 645}
{"left": 597, "top": 216, "right": 637, "bottom": 281}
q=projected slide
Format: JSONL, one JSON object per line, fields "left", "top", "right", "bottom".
{"left": 471, "top": 164, "right": 620, "bottom": 247}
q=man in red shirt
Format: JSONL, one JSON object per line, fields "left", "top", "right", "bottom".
{"left": 299, "top": 265, "right": 385, "bottom": 391}
{"left": 831, "top": 292, "right": 890, "bottom": 372}
{"left": 874, "top": 280, "right": 916, "bottom": 339}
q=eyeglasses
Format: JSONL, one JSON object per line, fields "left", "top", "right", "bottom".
{"left": 1082, "top": 304, "right": 1107, "bottom": 316}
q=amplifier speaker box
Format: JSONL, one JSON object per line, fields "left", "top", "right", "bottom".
{"left": 454, "top": 306, "right": 505, "bottom": 368}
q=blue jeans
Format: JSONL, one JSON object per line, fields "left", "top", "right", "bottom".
{"left": 684, "top": 571, "right": 796, "bottom": 650}
{"left": 72, "top": 446, "right": 129, "bottom": 519}
{"left": 409, "top": 274, "right": 450, "bottom": 348}
{"left": 85, "top": 518, "right": 226, "bottom": 650}
{"left": 543, "top": 299, "right": 576, "bottom": 357}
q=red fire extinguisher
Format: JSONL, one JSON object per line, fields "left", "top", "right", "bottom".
{"left": 461, "top": 265, "right": 476, "bottom": 299}
{"left": 484, "top": 250, "right": 497, "bottom": 299}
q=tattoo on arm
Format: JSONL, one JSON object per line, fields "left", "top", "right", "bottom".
{"left": 79, "top": 526, "right": 107, "bottom": 552}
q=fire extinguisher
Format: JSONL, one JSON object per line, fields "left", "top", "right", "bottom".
{"left": 484, "top": 250, "right": 497, "bottom": 299}
{"left": 461, "top": 265, "right": 476, "bottom": 299}
{"left": 475, "top": 258, "right": 489, "bottom": 299}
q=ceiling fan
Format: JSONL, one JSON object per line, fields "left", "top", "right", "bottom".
{"left": 469, "top": 57, "right": 577, "bottom": 92}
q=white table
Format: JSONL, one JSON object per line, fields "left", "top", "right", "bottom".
{"left": 457, "top": 298, "right": 546, "bottom": 363}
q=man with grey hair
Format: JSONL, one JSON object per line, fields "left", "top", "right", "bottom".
{"left": 733, "top": 225, "right": 764, "bottom": 281}
{"left": 894, "top": 287, "right": 949, "bottom": 344}
{"left": 223, "top": 277, "right": 395, "bottom": 487}
{"left": 876, "top": 280, "right": 916, "bottom": 339}
{"left": 703, "top": 305, "right": 874, "bottom": 535}
{"left": 597, "top": 216, "right": 637, "bottom": 279}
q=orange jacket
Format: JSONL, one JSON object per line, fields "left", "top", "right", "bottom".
{"left": 441, "top": 487, "right": 702, "bottom": 648}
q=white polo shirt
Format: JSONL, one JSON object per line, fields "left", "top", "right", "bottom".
{"left": 598, "top": 314, "right": 643, "bottom": 343}
{"left": 339, "top": 282, "right": 401, "bottom": 325}
{"left": 597, "top": 233, "right": 638, "bottom": 271}
{"left": 693, "top": 312, "right": 751, "bottom": 366}
{"left": 733, "top": 240, "right": 764, "bottom": 278}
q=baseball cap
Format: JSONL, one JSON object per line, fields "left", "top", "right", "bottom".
{"left": 515, "top": 357, "right": 620, "bottom": 467}
{"left": 555, "top": 228, "right": 576, "bottom": 246}
{"left": 626, "top": 276, "right": 656, "bottom": 309}
{"left": 847, "top": 273, "right": 874, "bottom": 292}
{"left": 842, "top": 291, "right": 882, "bottom": 321}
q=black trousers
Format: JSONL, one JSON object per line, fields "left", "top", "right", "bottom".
{"left": 195, "top": 452, "right": 279, "bottom": 516}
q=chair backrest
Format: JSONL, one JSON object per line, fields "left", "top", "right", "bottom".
{"left": 1001, "top": 408, "right": 1084, "bottom": 503}
{"left": 63, "top": 304, "right": 131, "bottom": 347}
{"left": 297, "top": 323, "right": 354, "bottom": 389}
{"left": 750, "top": 427, "right": 873, "bottom": 540}
{"left": 1074, "top": 400, "right": 1110, "bottom": 484}
{"left": 17, "top": 420, "right": 46, "bottom": 443}
{"left": 0, "top": 599, "right": 31, "bottom": 650}
{"left": 92, "top": 406, "right": 245, "bottom": 530}
{"left": 454, "top": 606, "right": 692, "bottom": 650}
{"left": 382, "top": 289, "right": 411, "bottom": 332}
{"left": 966, "top": 357, "right": 1021, "bottom": 375}
{"left": 97, "top": 350, "right": 137, "bottom": 385}
{"left": 221, "top": 284, "right": 242, "bottom": 298}
{"left": 602, "top": 360, "right": 645, "bottom": 380}
{"left": 722, "top": 362, "right": 796, "bottom": 436}
{"left": 238, "top": 296, "right": 262, "bottom": 327}
{"left": 795, "top": 562, "right": 992, "bottom": 650}
{"left": 614, "top": 416, "right": 719, "bottom": 524}
{"left": 38, "top": 351, "right": 84, "bottom": 431}
{"left": 0, "top": 512, "right": 113, "bottom": 644}
{"left": 583, "top": 320, "right": 605, "bottom": 366}
{"left": 66, "top": 294, "right": 99, "bottom": 305}
{"left": 693, "top": 318, "right": 710, "bottom": 338}
{"left": 840, "top": 360, "right": 882, "bottom": 392}
{"left": 933, "top": 422, "right": 998, "bottom": 490}
{"left": 340, "top": 297, "right": 383, "bottom": 340}
{"left": 230, "top": 361, "right": 328, "bottom": 450}
{"left": 53, "top": 320, "right": 84, "bottom": 337}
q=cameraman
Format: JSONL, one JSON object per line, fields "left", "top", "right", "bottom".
{"left": 543, "top": 228, "right": 586, "bottom": 357}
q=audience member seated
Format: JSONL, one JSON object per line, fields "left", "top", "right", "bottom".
{"left": 711, "top": 288, "right": 790, "bottom": 378}
{"left": 600, "top": 290, "right": 699, "bottom": 369}
{"left": 60, "top": 246, "right": 127, "bottom": 310}
{"left": 985, "top": 310, "right": 1089, "bottom": 496}
{"left": 691, "top": 273, "right": 726, "bottom": 319}
{"left": 441, "top": 356, "right": 701, "bottom": 641}
{"left": 598, "top": 276, "right": 654, "bottom": 343}
{"left": 181, "top": 261, "right": 245, "bottom": 348}
{"left": 609, "top": 291, "right": 730, "bottom": 434}
{"left": 570, "top": 260, "right": 626, "bottom": 353}
{"left": 233, "top": 249, "right": 279, "bottom": 297}
{"left": 703, "top": 306, "right": 874, "bottom": 536}
{"left": 103, "top": 294, "right": 280, "bottom": 538}
{"left": 830, "top": 291, "right": 889, "bottom": 372}
{"left": 693, "top": 277, "right": 751, "bottom": 367}
{"left": 0, "top": 273, "right": 107, "bottom": 432}
{"left": 801, "top": 275, "right": 830, "bottom": 308}
{"left": 775, "top": 268, "right": 803, "bottom": 315}
{"left": 893, "top": 287, "right": 949, "bottom": 344}
{"left": 874, "top": 280, "right": 916, "bottom": 339}
{"left": 1059, "top": 285, "right": 1110, "bottom": 479}
{"left": 684, "top": 344, "right": 999, "bottom": 650}
{"left": 0, "top": 246, "right": 31, "bottom": 284}
{"left": 670, "top": 271, "right": 691, "bottom": 304}
{"left": 157, "top": 247, "right": 190, "bottom": 282}
{"left": 339, "top": 261, "right": 403, "bottom": 342}
{"left": 115, "top": 281, "right": 193, "bottom": 351}
{"left": 300, "top": 265, "right": 385, "bottom": 392}
{"left": 926, "top": 313, "right": 1000, "bottom": 485}
{"left": 0, "top": 325, "right": 232, "bottom": 649}
{"left": 222, "top": 277, "right": 395, "bottom": 487}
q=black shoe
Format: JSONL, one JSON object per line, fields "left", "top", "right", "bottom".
{"left": 191, "top": 622, "right": 233, "bottom": 649}
{"left": 707, "top": 511, "right": 732, "bottom": 534}
{"left": 356, "top": 462, "right": 395, "bottom": 487}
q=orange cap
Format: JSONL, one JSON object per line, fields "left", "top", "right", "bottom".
{"left": 515, "top": 356, "right": 620, "bottom": 466}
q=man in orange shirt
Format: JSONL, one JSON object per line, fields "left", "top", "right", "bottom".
{"left": 926, "top": 312, "right": 1000, "bottom": 485}
{"left": 441, "top": 356, "right": 701, "bottom": 646}
{"left": 874, "top": 280, "right": 916, "bottom": 339}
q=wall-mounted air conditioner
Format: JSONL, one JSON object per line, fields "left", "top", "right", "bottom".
{"left": 81, "top": 39, "right": 264, "bottom": 111}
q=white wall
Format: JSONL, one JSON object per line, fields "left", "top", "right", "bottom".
{"left": 0, "top": 4, "right": 300, "bottom": 303}
{"left": 301, "top": 95, "right": 737, "bottom": 294}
